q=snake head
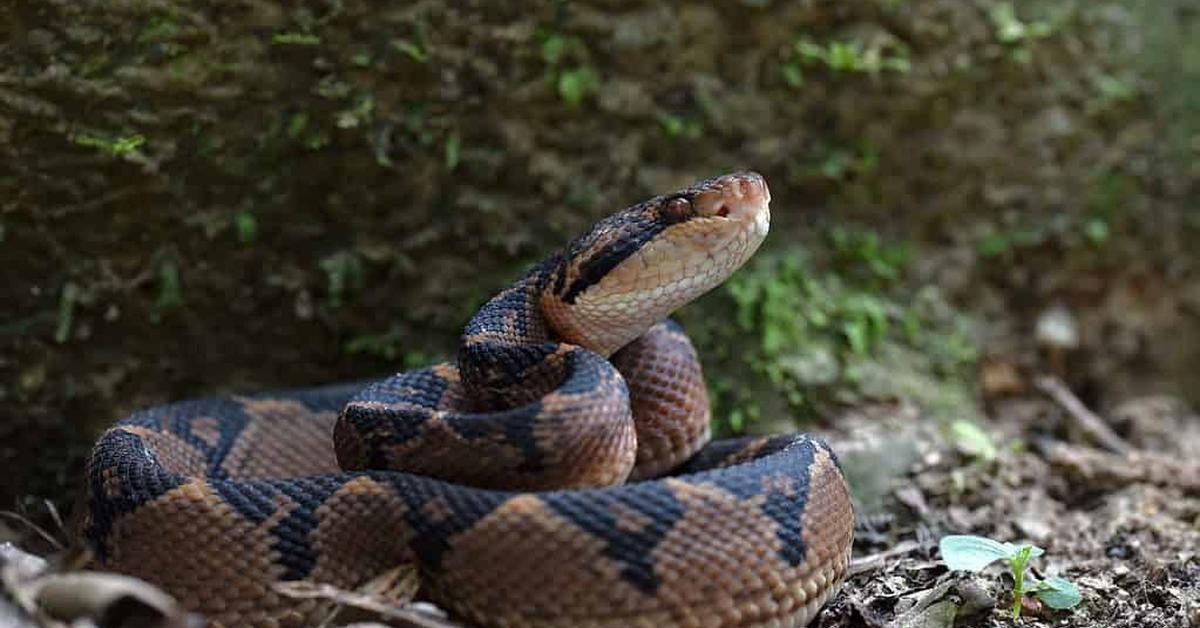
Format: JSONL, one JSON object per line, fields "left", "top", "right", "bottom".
{"left": 543, "top": 171, "right": 771, "bottom": 356}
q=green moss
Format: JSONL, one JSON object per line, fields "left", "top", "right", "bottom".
{"left": 787, "top": 36, "right": 911, "bottom": 80}
{"left": 684, "top": 230, "right": 977, "bottom": 436}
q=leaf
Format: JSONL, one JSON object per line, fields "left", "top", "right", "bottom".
{"left": 33, "top": 571, "right": 194, "bottom": 628}
{"left": 557, "top": 67, "right": 598, "bottom": 108}
{"left": 949, "top": 420, "right": 997, "bottom": 461}
{"left": 234, "top": 211, "right": 257, "bottom": 244}
{"left": 940, "top": 535, "right": 1021, "bottom": 571}
{"left": 1035, "top": 576, "right": 1082, "bottom": 609}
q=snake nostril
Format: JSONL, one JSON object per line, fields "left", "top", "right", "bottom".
{"left": 717, "top": 206, "right": 730, "bottom": 217}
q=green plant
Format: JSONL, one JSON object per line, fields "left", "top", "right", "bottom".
{"left": 72, "top": 133, "right": 145, "bottom": 156}
{"left": 234, "top": 211, "right": 257, "bottom": 244}
{"left": 345, "top": 327, "right": 438, "bottom": 368}
{"left": 537, "top": 31, "right": 599, "bottom": 108}
{"left": 940, "top": 535, "right": 1082, "bottom": 619}
{"left": 784, "top": 36, "right": 910, "bottom": 84}
{"left": 656, "top": 113, "right": 703, "bottom": 139}
{"left": 556, "top": 67, "right": 599, "bottom": 108}
{"left": 988, "top": 3, "right": 1056, "bottom": 64}
{"left": 391, "top": 39, "right": 427, "bottom": 63}
{"left": 319, "top": 252, "right": 364, "bottom": 309}
{"left": 828, "top": 226, "right": 908, "bottom": 287}
{"left": 151, "top": 259, "right": 184, "bottom": 322}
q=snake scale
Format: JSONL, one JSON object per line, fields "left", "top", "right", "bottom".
{"left": 82, "top": 172, "right": 855, "bottom": 627}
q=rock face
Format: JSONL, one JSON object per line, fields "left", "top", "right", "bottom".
{"left": 1, "top": 0, "right": 1195, "bottom": 508}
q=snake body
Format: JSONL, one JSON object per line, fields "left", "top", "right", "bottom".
{"left": 82, "top": 172, "right": 854, "bottom": 627}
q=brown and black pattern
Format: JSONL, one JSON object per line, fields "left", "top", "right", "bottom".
{"left": 81, "top": 172, "right": 854, "bottom": 627}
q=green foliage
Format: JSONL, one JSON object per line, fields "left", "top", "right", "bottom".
{"left": 657, "top": 113, "right": 703, "bottom": 140}
{"left": 319, "top": 252, "right": 363, "bottom": 309}
{"left": 345, "top": 327, "right": 437, "bottom": 368}
{"left": 799, "top": 143, "right": 879, "bottom": 184}
{"left": 828, "top": 227, "right": 909, "bottom": 287}
{"left": 689, "top": 230, "right": 978, "bottom": 434}
{"left": 556, "top": 67, "right": 599, "bottom": 108}
{"left": 988, "top": 3, "right": 1058, "bottom": 64}
{"left": 783, "top": 35, "right": 910, "bottom": 84}
{"left": 391, "top": 39, "right": 428, "bottom": 63}
{"left": 234, "top": 211, "right": 257, "bottom": 244}
{"left": 990, "top": 3, "right": 1054, "bottom": 44}
{"left": 151, "top": 260, "right": 184, "bottom": 322}
{"left": 940, "top": 535, "right": 1082, "bottom": 618}
{"left": 72, "top": 133, "right": 145, "bottom": 156}
{"left": 977, "top": 170, "right": 1137, "bottom": 260}
{"left": 538, "top": 31, "right": 600, "bottom": 108}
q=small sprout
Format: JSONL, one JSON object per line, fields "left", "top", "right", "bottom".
{"left": 272, "top": 32, "right": 320, "bottom": 46}
{"left": 940, "top": 535, "right": 1081, "bottom": 619}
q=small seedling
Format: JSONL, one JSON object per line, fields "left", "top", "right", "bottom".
{"left": 940, "top": 535, "right": 1081, "bottom": 619}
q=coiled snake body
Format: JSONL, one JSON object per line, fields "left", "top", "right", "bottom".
{"left": 82, "top": 173, "right": 854, "bottom": 627}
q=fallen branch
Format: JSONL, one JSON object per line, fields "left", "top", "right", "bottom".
{"left": 848, "top": 540, "right": 921, "bottom": 576}
{"left": 1040, "top": 441, "right": 1200, "bottom": 494}
{"left": 1034, "top": 376, "right": 1132, "bottom": 455}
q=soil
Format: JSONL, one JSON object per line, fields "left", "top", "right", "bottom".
{"left": 814, "top": 394, "right": 1200, "bottom": 628}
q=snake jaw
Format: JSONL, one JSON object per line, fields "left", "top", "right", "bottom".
{"left": 691, "top": 171, "right": 771, "bottom": 221}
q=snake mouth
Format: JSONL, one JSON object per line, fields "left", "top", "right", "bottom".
{"left": 691, "top": 171, "right": 771, "bottom": 221}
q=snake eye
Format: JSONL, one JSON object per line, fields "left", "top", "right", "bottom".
{"left": 662, "top": 197, "right": 692, "bottom": 223}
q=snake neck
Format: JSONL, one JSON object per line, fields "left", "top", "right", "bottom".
{"left": 457, "top": 257, "right": 572, "bottom": 408}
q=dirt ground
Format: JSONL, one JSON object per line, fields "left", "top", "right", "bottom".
{"left": 814, "top": 392, "right": 1200, "bottom": 628}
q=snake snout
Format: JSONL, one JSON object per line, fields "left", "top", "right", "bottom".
{"left": 693, "top": 171, "right": 770, "bottom": 220}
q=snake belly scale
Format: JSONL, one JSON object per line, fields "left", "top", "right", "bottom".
{"left": 82, "top": 172, "right": 855, "bottom": 627}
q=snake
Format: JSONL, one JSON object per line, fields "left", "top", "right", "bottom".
{"left": 81, "top": 172, "right": 855, "bottom": 628}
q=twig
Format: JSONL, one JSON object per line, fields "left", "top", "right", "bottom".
{"left": 848, "top": 540, "right": 921, "bottom": 576}
{"left": 1034, "top": 376, "right": 1132, "bottom": 455}
{"left": 0, "top": 511, "right": 64, "bottom": 550}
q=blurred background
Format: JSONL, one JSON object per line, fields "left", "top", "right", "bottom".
{"left": 1, "top": 0, "right": 1197, "bottom": 574}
